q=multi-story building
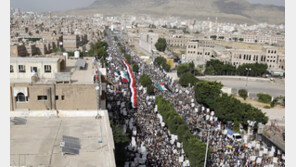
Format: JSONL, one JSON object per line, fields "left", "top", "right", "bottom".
{"left": 10, "top": 44, "right": 28, "bottom": 57}
{"left": 63, "top": 34, "right": 79, "bottom": 51}
{"left": 227, "top": 46, "right": 285, "bottom": 72}
{"left": 166, "top": 35, "right": 189, "bottom": 47}
{"left": 10, "top": 56, "right": 106, "bottom": 111}
{"left": 186, "top": 40, "right": 285, "bottom": 71}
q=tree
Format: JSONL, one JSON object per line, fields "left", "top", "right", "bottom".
{"left": 132, "top": 64, "right": 139, "bottom": 73}
{"left": 194, "top": 80, "right": 268, "bottom": 128}
{"left": 124, "top": 54, "right": 132, "bottom": 64}
{"left": 239, "top": 38, "right": 244, "bottom": 42}
{"left": 204, "top": 60, "right": 236, "bottom": 75}
{"left": 155, "top": 38, "right": 167, "bottom": 52}
{"left": 147, "top": 85, "right": 155, "bottom": 95}
{"left": 179, "top": 72, "right": 199, "bottom": 87}
{"left": 162, "top": 63, "right": 171, "bottom": 72}
{"left": 140, "top": 74, "right": 152, "bottom": 87}
{"left": 204, "top": 65, "right": 215, "bottom": 75}
{"left": 238, "top": 89, "right": 248, "bottom": 100}
{"left": 257, "top": 93, "right": 272, "bottom": 104}
{"left": 176, "top": 63, "right": 195, "bottom": 77}
{"left": 218, "top": 36, "right": 224, "bottom": 40}
{"left": 194, "top": 80, "right": 223, "bottom": 106}
{"left": 154, "top": 56, "right": 170, "bottom": 72}
{"left": 110, "top": 121, "right": 130, "bottom": 166}
{"left": 155, "top": 95, "right": 206, "bottom": 167}
{"left": 210, "top": 35, "right": 217, "bottom": 40}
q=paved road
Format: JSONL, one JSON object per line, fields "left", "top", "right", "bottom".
{"left": 167, "top": 72, "right": 284, "bottom": 97}
{"left": 204, "top": 78, "right": 285, "bottom": 97}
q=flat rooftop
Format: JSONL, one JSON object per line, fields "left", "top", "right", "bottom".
{"left": 10, "top": 56, "right": 97, "bottom": 84}
{"left": 10, "top": 117, "right": 115, "bottom": 167}
{"left": 65, "top": 57, "right": 95, "bottom": 84}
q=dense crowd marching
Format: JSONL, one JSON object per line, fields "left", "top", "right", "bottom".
{"left": 103, "top": 35, "right": 285, "bottom": 167}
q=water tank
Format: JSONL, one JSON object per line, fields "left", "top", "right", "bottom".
{"left": 74, "top": 51, "right": 80, "bottom": 59}
{"left": 31, "top": 75, "right": 39, "bottom": 83}
{"left": 63, "top": 52, "right": 68, "bottom": 59}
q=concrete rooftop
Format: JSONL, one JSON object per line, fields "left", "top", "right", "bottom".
{"left": 10, "top": 117, "right": 115, "bottom": 167}
{"left": 65, "top": 57, "right": 95, "bottom": 84}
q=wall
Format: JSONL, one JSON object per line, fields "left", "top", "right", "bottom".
{"left": 10, "top": 83, "right": 98, "bottom": 111}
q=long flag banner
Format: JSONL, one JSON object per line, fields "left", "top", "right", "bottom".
{"left": 123, "top": 60, "right": 137, "bottom": 108}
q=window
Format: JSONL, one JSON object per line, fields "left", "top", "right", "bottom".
{"left": 61, "top": 95, "right": 65, "bottom": 100}
{"left": 16, "top": 93, "right": 26, "bottom": 102}
{"left": 38, "top": 95, "right": 47, "bottom": 100}
{"left": 31, "top": 67, "right": 37, "bottom": 73}
{"left": 44, "top": 65, "right": 51, "bottom": 73}
{"left": 18, "top": 65, "right": 26, "bottom": 73}
{"left": 10, "top": 65, "right": 14, "bottom": 73}
{"left": 55, "top": 96, "right": 59, "bottom": 100}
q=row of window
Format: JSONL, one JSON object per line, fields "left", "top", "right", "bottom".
{"left": 267, "top": 50, "right": 277, "bottom": 54}
{"left": 10, "top": 65, "right": 51, "bottom": 73}
{"left": 15, "top": 93, "right": 65, "bottom": 102}
{"left": 187, "top": 51, "right": 211, "bottom": 55}
{"left": 188, "top": 45, "right": 197, "bottom": 49}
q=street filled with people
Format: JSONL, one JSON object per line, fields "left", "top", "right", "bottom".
{"left": 104, "top": 32, "right": 285, "bottom": 167}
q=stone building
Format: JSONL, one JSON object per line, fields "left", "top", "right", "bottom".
{"left": 10, "top": 56, "right": 106, "bottom": 111}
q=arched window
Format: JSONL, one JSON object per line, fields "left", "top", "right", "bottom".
{"left": 16, "top": 92, "right": 26, "bottom": 102}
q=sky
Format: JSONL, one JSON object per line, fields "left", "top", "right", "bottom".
{"left": 10, "top": 0, "right": 96, "bottom": 12}
{"left": 11, "top": 0, "right": 284, "bottom": 12}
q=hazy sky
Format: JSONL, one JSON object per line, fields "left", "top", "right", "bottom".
{"left": 11, "top": 0, "right": 284, "bottom": 12}
{"left": 10, "top": 0, "right": 96, "bottom": 12}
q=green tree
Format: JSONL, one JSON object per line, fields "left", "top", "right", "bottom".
{"left": 238, "top": 89, "right": 248, "bottom": 100}
{"left": 154, "top": 57, "right": 167, "bottom": 66}
{"left": 257, "top": 93, "right": 272, "bottom": 104}
{"left": 204, "top": 65, "right": 215, "bottom": 75}
{"left": 140, "top": 74, "right": 152, "bottom": 87}
{"left": 210, "top": 35, "right": 217, "bottom": 40}
{"left": 176, "top": 63, "right": 195, "bottom": 77}
{"left": 218, "top": 36, "right": 224, "bottom": 40}
{"left": 132, "top": 64, "right": 139, "bottom": 73}
{"left": 147, "top": 85, "right": 155, "bottom": 95}
{"left": 155, "top": 38, "right": 167, "bottom": 52}
{"left": 155, "top": 95, "right": 206, "bottom": 167}
{"left": 162, "top": 63, "right": 171, "bottom": 72}
{"left": 194, "top": 80, "right": 223, "bottom": 106}
{"left": 154, "top": 56, "right": 170, "bottom": 72}
{"left": 179, "top": 72, "right": 199, "bottom": 87}
{"left": 110, "top": 121, "right": 130, "bottom": 166}
{"left": 124, "top": 54, "right": 132, "bottom": 64}
{"left": 239, "top": 38, "right": 244, "bottom": 42}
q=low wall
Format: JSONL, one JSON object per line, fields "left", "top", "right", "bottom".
{"left": 197, "top": 75, "right": 270, "bottom": 82}
{"left": 10, "top": 110, "right": 106, "bottom": 117}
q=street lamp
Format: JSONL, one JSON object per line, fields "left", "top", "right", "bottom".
{"left": 204, "top": 111, "right": 214, "bottom": 167}
{"left": 245, "top": 68, "right": 251, "bottom": 90}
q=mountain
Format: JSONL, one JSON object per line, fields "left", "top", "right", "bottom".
{"left": 62, "top": 0, "right": 285, "bottom": 24}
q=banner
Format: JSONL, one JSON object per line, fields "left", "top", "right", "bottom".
{"left": 123, "top": 60, "right": 137, "bottom": 108}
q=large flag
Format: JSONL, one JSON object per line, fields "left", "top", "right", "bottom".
{"left": 156, "top": 83, "right": 167, "bottom": 91}
{"left": 123, "top": 60, "right": 137, "bottom": 108}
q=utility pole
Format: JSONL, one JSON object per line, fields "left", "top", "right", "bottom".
{"left": 204, "top": 129, "right": 210, "bottom": 167}
{"left": 245, "top": 68, "right": 251, "bottom": 90}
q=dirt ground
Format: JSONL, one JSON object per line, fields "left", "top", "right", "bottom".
{"left": 234, "top": 95, "right": 284, "bottom": 109}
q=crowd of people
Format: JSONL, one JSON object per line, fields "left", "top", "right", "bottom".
{"left": 103, "top": 35, "right": 285, "bottom": 167}
{"left": 105, "top": 41, "right": 187, "bottom": 166}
